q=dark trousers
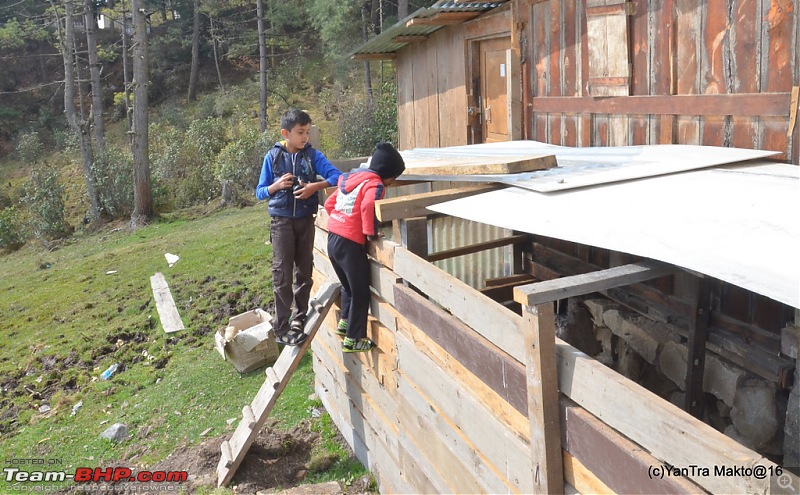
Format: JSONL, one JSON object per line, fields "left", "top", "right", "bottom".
{"left": 327, "top": 233, "right": 370, "bottom": 340}
{"left": 270, "top": 215, "right": 315, "bottom": 336}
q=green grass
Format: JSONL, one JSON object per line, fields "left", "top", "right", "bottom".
{"left": 0, "top": 203, "right": 368, "bottom": 492}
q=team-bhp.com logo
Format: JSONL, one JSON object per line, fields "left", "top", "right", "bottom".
{"left": 4, "top": 466, "right": 188, "bottom": 486}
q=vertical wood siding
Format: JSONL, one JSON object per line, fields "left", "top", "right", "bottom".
{"left": 517, "top": 0, "right": 798, "bottom": 159}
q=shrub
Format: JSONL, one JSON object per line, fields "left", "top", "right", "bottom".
{"left": 150, "top": 117, "right": 228, "bottom": 208}
{"left": 92, "top": 146, "right": 134, "bottom": 218}
{"left": 0, "top": 206, "right": 26, "bottom": 252}
{"left": 22, "top": 165, "right": 71, "bottom": 240}
{"left": 16, "top": 131, "right": 45, "bottom": 164}
{"left": 214, "top": 128, "right": 271, "bottom": 204}
{"left": 337, "top": 82, "right": 397, "bottom": 157}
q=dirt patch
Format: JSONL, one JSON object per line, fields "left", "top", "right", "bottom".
{"left": 56, "top": 418, "right": 371, "bottom": 495}
{"left": 148, "top": 419, "right": 366, "bottom": 495}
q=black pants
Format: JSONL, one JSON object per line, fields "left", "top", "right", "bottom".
{"left": 269, "top": 215, "right": 315, "bottom": 336}
{"left": 327, "top": 233, "right": 370, "bottom": 340}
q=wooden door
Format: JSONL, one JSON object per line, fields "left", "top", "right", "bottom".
{"left": 480, "top": 37, "right": 511, "bottom": 143}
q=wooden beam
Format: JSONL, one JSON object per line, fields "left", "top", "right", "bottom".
{"left": 559, "top": 397, "right": 702, "bottom": 494}
{"left": 366, "top": 236, "right": 399, "bottom": 270}
{"left": 530, "top": 93, "right": 792, "bottom": 117}
{"left": 406, "top": 12, "right": 480, "bottom": 27}
{"left": 394, "top": 284, "right": 528, "bottom": 411}
{"left": 522, "top": 303, "right": 563, "bottom": 494}
{"left": 562, "top": 452, "right": 613, "bottom": 495}
{"left": 480, "top": 279, "right": 535, "bottom": 303}
{"left": 585, "top": 2, "right": 635, "bottom": 16}
{"left": 781, "top": 325, "right": 799, "bottom": 359}
{"left": 392, "top": 35, "right": 427, "bottom": 43}
{"left": 684, "top": 276, "right": 711, "bottom": 418}
{"left": 484, "top": 273, "right": 537, "bottom": 287}
{"left": 150, "top": 272, "right": 185, "bottom": 333}
{"left": 375, "top": 184, "right": 500, "bottom": 222}
{"left": 403, "top": 154, "right": 555, "bottom": 176}
{"left": 428, "top": 234, "right": 528, "bottom": 262}
{"left": 514, "top": 260, "right": 676, "bottom": 307}
{"left": 393, "top": 246, "right": 524, "bottom": 363}
{"left": 352, "top": 52, "right": 397, "bottom": 61}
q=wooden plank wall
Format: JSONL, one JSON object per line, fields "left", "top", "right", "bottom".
{"left": 516, "top": 0, "right": 799, "bottom": 161}
{"left": 396, "top": 27, "right": 468, "bottom": 151}
{"left": 311, "top": 215, "right": 779, "bottom": 495}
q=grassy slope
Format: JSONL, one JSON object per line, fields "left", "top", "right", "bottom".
{"left": 0, "top": 203, "right": 366, "bottom": 492}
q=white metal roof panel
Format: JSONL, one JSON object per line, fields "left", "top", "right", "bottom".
{"left": 399, "top": 141, "right": 780, "bottom": 190}
{"left": 428, "top": 162, "right": 800, "bottom": 309}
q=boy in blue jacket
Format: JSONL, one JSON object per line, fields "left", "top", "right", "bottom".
{"left": 256, "top": 109, "right": 342, "bottom": 346}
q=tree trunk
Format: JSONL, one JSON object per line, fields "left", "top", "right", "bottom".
{"left": 361, "top": 2, "right": 374, "bottom": 110}
{"left": 84, "top": 0, "right": 105, "bottom": 153}
{"left": 131, "top": 0, "right": 153, "bottom": 227}
{"left": 370, "top": 0, "right": 380, "bottom": 35}
{"left": 187, "top": 0, "right": 200, "bottom": 102}
{"left": 59, "top": 0, "right": 100, "bottom": 223}
{"left": 257, "top": 0, "right": 267, "bottom": 132}
{"left": 210, "top": 16, "right": 224, "bottom": 92}
{"left": 398, "top": 0, "right": 408, "bottom": 19}
{"left": 121, "top": 0, "right": 132, "bottom": 142}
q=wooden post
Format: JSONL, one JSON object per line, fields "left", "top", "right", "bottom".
{"left": 684, "top": 276, "right": 710, "bottom": 418}
{"left": 521, "top": 302, "right": 564, "bottom": 494}
{"left": 392, "top": 217, "right": 428, "bottom": 258}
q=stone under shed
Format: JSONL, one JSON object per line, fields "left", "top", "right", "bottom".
{"left": 307, "top": 140, "right": 799, "bottom": 494}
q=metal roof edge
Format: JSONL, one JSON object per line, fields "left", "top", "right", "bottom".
{"left": 349, "top": 1, "right": 506, "bottom": 58}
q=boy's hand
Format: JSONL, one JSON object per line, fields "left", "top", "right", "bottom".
{"left": 366, "top": 233, "right": 384, "bottom": 241}
{"left": 293, "top": 180, "right": 321, "bottom": 199}
{"left": 276, "top": 173, "right": 294, "bottom": 190}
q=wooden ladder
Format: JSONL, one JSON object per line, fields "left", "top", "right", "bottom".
{"left": 216, "top": 281, "right": 341, "bottom": 487}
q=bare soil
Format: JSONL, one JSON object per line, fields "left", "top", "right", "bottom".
{"left": 59, "top": 418, "right": 372, "bottom": 495}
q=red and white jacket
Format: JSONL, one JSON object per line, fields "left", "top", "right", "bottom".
{"left": 324, "top": 170, "right": 385, "bottom": 245}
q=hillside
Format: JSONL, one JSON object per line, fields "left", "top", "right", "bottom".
{"left": 0, "top": 203, "right": 373, "bottom": 494}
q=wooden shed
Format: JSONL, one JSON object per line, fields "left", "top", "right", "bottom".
{"left": 354, "top": 0, "right": 799, "bottom": 164}
{"left": 302, "top": 1, "right": 800, "bottom": 493}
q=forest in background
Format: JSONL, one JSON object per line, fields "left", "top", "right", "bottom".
{"left": 0, "top": 0, "right": 431, "bottom": 252}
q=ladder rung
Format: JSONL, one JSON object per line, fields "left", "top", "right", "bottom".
{"left": 242, "top": 405, "right": 256, "bottom": 429}
{"left": 265, "top": 367, "right": 280, "bottom": 389}
{"left": 220, "top": 440, "right": 233, "bottom": 468}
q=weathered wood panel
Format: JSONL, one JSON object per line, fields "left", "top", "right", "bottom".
{"left": 675, "top": 0, "right": 701, "bottom": 144}
{"left": 396, "top": 327, "right": 534, "bottom": 493}
{"left": 395, "top": 47, "right": 415, "bottom": 151}
{"left": 434, "top": 25, "right": 468, "bottom": 147}
{"left": 531, "top": 0, "right": 550, "bottom": 142}
{"left": 630, "top": 0, "right": 649, "bottom": 145}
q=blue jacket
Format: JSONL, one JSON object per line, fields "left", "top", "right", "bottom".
{"left": 255, "top": 142, "right": 341, "bottom": 218}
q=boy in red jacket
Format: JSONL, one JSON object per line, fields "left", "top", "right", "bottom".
{"left": 324, "top": 142, "right": 405, "bottom": 352}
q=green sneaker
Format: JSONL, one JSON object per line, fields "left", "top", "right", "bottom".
{"left": 334, "top": 319, "right": 348, "bottom": 336}
{"left": 342, "top": 337, "right": 375, "bottom": 353}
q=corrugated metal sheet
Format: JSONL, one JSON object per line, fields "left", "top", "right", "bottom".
{"left": 428, "top": 181, "right": 512, "bottom": 288}
{"left": 351, "top": 0, "right": 506, "bottom": 56}
{"left": 431, "top": 216, "right": 512, "bottom": 289}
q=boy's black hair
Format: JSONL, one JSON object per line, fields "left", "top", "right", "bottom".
{"left": 280, "top": 108, "right": 312, "bottom": 131}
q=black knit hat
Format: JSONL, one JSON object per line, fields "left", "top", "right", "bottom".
{"left": 369, "top": 142, "right": 405, "bottom": 179}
